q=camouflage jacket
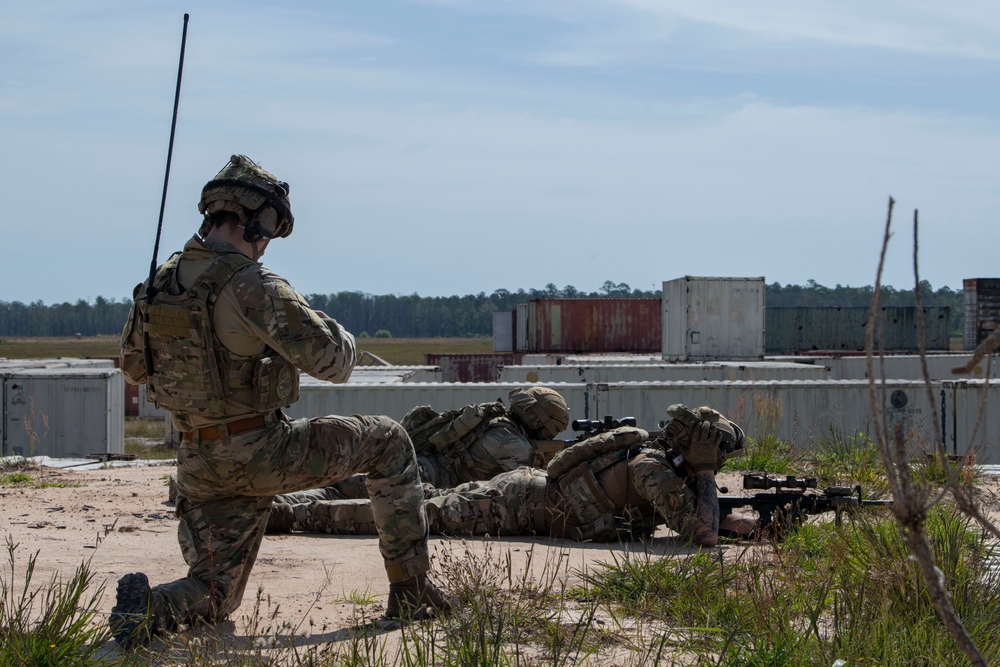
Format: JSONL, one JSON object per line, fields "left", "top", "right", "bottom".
{"left": 121, "top": 235, "right": 356, "bottom": 431}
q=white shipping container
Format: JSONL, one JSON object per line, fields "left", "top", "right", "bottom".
{"left": 3, "top": 369, "right": 124, "bottom": 458}
{"left": 498, "top": 362, "right": 828, "bottom": 384}
{"left": 662, "top": 276, "right": 765, "bottom": 361}
{"left": 586, "top": 380, "right": 1000, "bottom": 463}
{"left": 493, "top": 312, "right": 514, "bottom": 352}
{"left": 164, "top": 378, "right": 1000, "bottom": 463}
{"left": 826, "top": 354, "right": 1000, "bottom": 382}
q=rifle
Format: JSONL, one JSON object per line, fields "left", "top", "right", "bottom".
{"left": 533, "top": 416, "right": 638, "bottom": 464}
{"left": 719, "top": 474, "right": 893, "bottom": 535}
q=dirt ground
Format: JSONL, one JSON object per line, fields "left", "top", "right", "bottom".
{"left": 1, "top": 460, "right": 718, "bottom": 663}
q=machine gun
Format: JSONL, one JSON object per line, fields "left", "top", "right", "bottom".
{"left": 719, "top": 474, "right": 894, "bottom": 535}
{"left": 533, "top": 416, "right": 639, "bottom": 465}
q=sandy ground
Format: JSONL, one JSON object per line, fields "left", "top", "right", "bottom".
{"left": 1, "top": 460, "right": 717, "bottom": 664}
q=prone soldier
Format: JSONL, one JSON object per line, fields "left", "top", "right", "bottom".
{"left": 268, "top": 404, "right": 758, "bottom": 547}
{"left": 268, "top": 386, "right": 571, "bottom": 510}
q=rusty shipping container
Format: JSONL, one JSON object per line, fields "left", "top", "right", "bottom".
{"left": 525, "top": 299, "right": 661, "bottom": 353}
{"left": 425, "top": 353, "right": 523, "bottom": 382}
{"left": 964, "top": 278, "right": 1000, "bottom": 350}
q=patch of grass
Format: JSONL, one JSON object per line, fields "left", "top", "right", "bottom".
{"left": 576, "top": 504, "right": 1000, "bottom": 666}
{"left": 0, "top": 336, "right": 121, "bottom": 359}
{"left": 0, "top": 471, "right": 34, "bottom": 486}
{"left": 727, "top": 433, "right": 795, "bottom": 474}
{"left": 0, "top": 461, "right": 82, "bottom": 489}
{"left": 812, "top": 427, "right": 889, "bottom": 493}
{"left": 356, "top": 337, "right": 493, "bottom": 366}
{"left": 0, "top": 536, "right": 115, "bottom": 667}
{"left": 913, "top": 450, "right": 982, "bottom": 489}
{"left": 124, "top": 417, "right": 176, "bottom": 460}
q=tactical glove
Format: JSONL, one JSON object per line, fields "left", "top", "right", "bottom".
{"left": 684, "top": 421, "right": 723, "bottom": 473}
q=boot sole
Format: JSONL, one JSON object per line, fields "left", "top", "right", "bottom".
{"left": 110, "top": 573, "right": 153, "bottom": 648}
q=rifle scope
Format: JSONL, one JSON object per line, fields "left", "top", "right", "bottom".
{"left": 571, "top": 416, "right": 637, "bottom": 432}
{"left": 743, "top": 474, "right": 817, "bottom": 491}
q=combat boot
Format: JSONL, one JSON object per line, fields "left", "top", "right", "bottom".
{"left": 384, "top": 574, "right": 456, "bottom": 620}
{"left": 266, "top": 503, "right": 295, "bottom": 534}
{"left": 109, "top": 572, "right": 164, "bottom": 648}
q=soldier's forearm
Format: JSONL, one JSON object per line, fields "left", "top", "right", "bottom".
{"left": 691, "top": 470, "right": 720, "bottom": 547}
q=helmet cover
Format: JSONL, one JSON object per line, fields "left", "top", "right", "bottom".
{"left": 198, "top": 154, "right": 294, "bottom": 241}
{"left": 508, "top": 386, "right": 570, "bottom": 439}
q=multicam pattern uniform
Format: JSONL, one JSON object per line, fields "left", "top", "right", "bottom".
{"left": 271, "top": 446, "right": 701, "bottom": 543}
{"left": 121, "top": 236, "right": 429, "bottom": 630}
{"left": 282, "top": 415, "right": 539, "bottom": 502}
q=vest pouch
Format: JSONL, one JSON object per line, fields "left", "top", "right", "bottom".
{"left": 252, "top": 356, "right": 300, "bottom": 412}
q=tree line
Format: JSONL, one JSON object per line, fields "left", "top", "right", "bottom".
{"left": 0, "top": 280, "right": 964, "bottom": 338}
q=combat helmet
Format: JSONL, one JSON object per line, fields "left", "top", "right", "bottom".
{"left": 661, "top": 404, "right": 745, "bottom": 472}
{"left": 198, "top": 154, "right": 294, "bottom": 242}
{"left": 508, "top": 387, "right": 570, "bottom": 439}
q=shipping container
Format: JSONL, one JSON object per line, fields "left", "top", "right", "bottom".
{"left": 525, "top": 298, "right": 661, "bottom": 353}
{"left": 497, "top": 361, "right": 828, "bottom": 384}
{"left": 88, "top": 355, "right": 141, "bottom": 416}
{"left": 516, "top": 303, "right": 529, "bottom": 352}
{"left": 662, "top": 277, "right": 765, "bottom": 361}
{"left": 2, "top": 368, "right": 124, "bottom": 458}
{"left": 765, "top": 307, "right": 950, "bottom": 353}
{"left": 963, "top": 278, "right": 1000, "bottom": 350}
{"left": 425, "top": 353, "right": 522, "bottom": 382}
{"left": 493, "top": 311, "right": 514, "bottom": 352}
{"left": 156, "top": 377, "right": 1000, "bottom": 463}
{"left": 586, "top": 379, "right": 1000, "bottom": 463}
{"left": 825, "top": 353, "right": 1000, "bottom": 381}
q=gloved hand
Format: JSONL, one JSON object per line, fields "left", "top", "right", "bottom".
{"left": 684, "top": 420, "right": 723, "bottom": 473}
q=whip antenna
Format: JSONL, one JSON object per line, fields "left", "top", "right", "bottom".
{"left": 143, "top": 13, "right": 190, "bottom": 378}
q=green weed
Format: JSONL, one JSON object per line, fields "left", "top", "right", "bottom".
{"left": 0, "top": 536, "right": 115, "bottom": 667}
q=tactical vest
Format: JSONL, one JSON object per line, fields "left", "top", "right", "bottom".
{"left": 143, "top": 252, "right": 299, "bottom": 420}
{"left": 546, "top": 427, "right": 659, "bottom": 542}
{"left": 402, "top": 401, "right": 509, "bottom": 467}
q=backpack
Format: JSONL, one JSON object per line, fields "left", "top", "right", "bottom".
{"left": 401, "top": 401, "right": 508, "bottom": 459}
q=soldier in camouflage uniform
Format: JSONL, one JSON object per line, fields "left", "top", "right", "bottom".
{"left": 268, "top": 405, "right": 757, "bottom": 547}
{"left": 268, "top": 387, "right": 571, "bottom": 511}
{"left": 113, "top": 155, "right": 450, "bottom": 648}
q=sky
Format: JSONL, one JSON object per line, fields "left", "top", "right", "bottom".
{"left": 2, "top": 1, "right": 998, "bottom": 305}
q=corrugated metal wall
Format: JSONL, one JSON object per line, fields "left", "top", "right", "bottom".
{"left": 425, "top": 353, "right": 522, "bottom": 382}
{"left": 527, "top": 299, "right": 661, "bottom": 353}
{"left": 497, "top": 362, "right": 828, "bottom": 384}
{"left": 2, "top": 369, "right": 124, "bottom": 457}
{"left": 662, "top": 277, "right": 766, "bottom": 361}
{"left": 277, "top": 379, "right": 1000, "bottom": 462}
{"left": 766, "top": 307, "right": 951, "bottom": 353}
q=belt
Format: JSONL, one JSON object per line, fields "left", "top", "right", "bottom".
{"left": 182, "top": 414, "right": 267, "bottom": 442}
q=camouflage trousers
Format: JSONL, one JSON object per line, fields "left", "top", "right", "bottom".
{"left": 276, "top": 467, "right": 549, "bottom": 538}
{"left": 155, "top": 414, "right": 428, "bottom": 631}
